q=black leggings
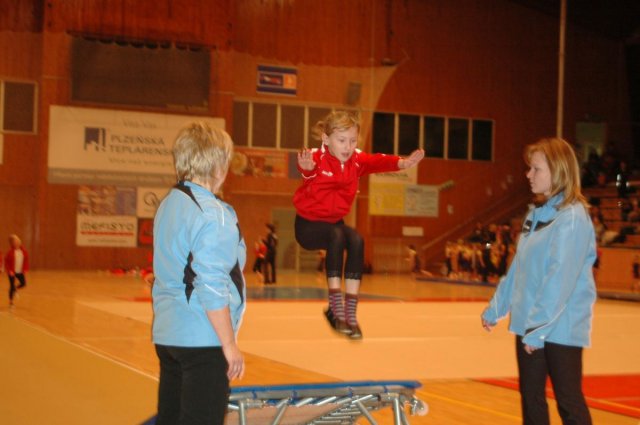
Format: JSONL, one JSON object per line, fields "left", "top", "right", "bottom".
{"left": 295, "top": 215, "right": 364, "bottom": 280}
{"left": 8, "top": 273, "right": 26, "bottom": 301}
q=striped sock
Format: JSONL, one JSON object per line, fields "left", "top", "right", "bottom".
{"left": 345, "top": 294, "right": 359, "bottom": 326}
{"left": 328, "top": 289, "right": 345, "bottom": 321}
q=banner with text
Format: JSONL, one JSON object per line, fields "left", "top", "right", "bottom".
{"left": 48, "top": 105, "right": 224, "bottom": 186}
{"left": 77, "top": 185, "right": 168, "bottom": 247}
{"left": 369, "top": 182, "right": 438, "bottom": 217}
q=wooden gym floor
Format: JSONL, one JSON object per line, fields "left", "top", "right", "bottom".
{"left": 0, "top": 270, "right": 639, "bottom": 424}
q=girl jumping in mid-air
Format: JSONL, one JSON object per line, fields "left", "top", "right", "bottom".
{"left": 293, "top": 111, "right": 424, "bottom": 339}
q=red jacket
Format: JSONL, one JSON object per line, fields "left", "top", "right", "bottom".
{"left": 5, "top": 247, "right": 29, "bottom": 274}
{"left": 293, "top": 146, "right": 400, "bottom": 223}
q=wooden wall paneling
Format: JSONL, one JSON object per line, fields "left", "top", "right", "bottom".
{"left": 0, "top": 31, "right": 42, "bottom": 78}
{"left": 0, "top": 0, "right": 43, "bottom": 32}
{"left": 0, "top": 133, "right": 39, "bottom": 185}
{"left": 211, "top": 49, "right": 234, "bottom": 119}
{"left": 45, "top": 0, "right": 232, "bottom": 47}
{"left": 0, "top": 185, "right": 36, "bottom": 258}
{"left": 234, "top": 0, "right": 374, "bottom": 67}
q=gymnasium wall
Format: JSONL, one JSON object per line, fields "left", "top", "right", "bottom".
{"left": 0, "top": 0, "right": 631, "bottom": 269}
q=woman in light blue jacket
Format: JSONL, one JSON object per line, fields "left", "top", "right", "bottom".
{"left": 153, "top": 123, "right": 246, "bottom": 425}
{"left": 481, "top": 138, "right": 596, "bottom": 425}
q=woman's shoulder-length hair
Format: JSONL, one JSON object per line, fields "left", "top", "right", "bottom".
{"left": 524, "top": 137, "right": 589, "bottom": 210}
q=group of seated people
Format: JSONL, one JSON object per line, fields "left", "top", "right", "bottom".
{"left": 443, "top": 222, "right": 520, "bottom": 284}
{"left": 581, "top": 145, "right": 635, "bottom": 197}
{"left": 590, "top": 196, "right": 640, "bottom": 246}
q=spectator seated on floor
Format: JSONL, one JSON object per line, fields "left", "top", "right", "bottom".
{"left": 626, "top": 198, "right": 640, "bottom": 223}
{"left": 592, "top": 215, "right": 607, "bottom": 244}
{"left": 611, "top": 224, "right": 638, "bottom": 244}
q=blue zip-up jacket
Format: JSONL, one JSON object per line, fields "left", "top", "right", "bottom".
{"left": 482, "top": 194, "right": 597, "bottom": 348}
{"left": 152, "top": 181, "right": 247, "bottom": 347}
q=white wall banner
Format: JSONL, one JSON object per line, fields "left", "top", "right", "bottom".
{"left": 48, "top": 105, "right": 225, "bottom": 186}
{"left": 76, "top": 215, "right": 138, "bottom": 247}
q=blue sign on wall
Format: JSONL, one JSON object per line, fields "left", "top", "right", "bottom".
{"left": 257, "top": 65, "right": 297, "bottom": 96}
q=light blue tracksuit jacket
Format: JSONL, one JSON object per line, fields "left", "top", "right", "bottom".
{"left": 152, "top": 181, "right": 247, "bottom": 347}
{"left": 482, "top": 194, "right": 597, "bottom": 348}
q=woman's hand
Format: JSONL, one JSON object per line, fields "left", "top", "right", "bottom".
{"left": 399, "top": 149, "right": 425, "bottom": 169}
{"left": 222, "top": 342, "right": 245, "bottom": 380}
{"left": 481, "top": 317, "right": 495, "bottom": 332}
{"left": 524, "top": 344, "right": 540, "bottom": 355}
{"left": 480, "top": 308, "right": 496, "bottom": 331}
{"left": 297, "top": 149, "right": 316, "bottom": 171}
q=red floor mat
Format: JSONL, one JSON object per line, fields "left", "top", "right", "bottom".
{"left": 477, "top": 375, "right": 640, "bottom": 418}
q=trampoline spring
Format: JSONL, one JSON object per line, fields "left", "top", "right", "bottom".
{"left": 315, "top": 396, "right": 338, "bottom": 405}
{"left": 353, "top": 394, "right": 376, "bottom": 403}
{"left": 294, "top": 397, "right": 316, "bottom": 407}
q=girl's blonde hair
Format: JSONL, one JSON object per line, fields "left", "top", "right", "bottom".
{"left": 311, "top": 110, "right": 360, "bottom": 142}
{"left": 173, "top": 122, "right": 233, "bottom": 185}
{"left": 524, "top": 137, "right": 588, "bottom": 209}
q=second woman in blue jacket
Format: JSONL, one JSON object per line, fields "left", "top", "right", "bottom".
{"left": 481, "top": 137, "right": 596, "bottom": 425}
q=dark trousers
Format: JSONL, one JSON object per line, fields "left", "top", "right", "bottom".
{"left": 263, "top": 253, "right": 276, "bottom": 283}
{"left": 252, "top": 258, "right": 263, "bottom": 273}
{"left": 8, "top": 273, "right": 26, "bottom": 301}
{"left": 155, "top": 345, "right": 229, "bottom": 425}
{"left": 295, "top": 215, "right": 364, "bottom": 280}
{"left": 516, "top": 336, "right": 592, "bottom": 425}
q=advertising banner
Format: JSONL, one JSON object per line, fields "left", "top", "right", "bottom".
{"left": 49, "top": 105, "right": 224, "bottom": 186}
{"left": 76, "top": 215, "right": 138, "bottom": 247}
{"left": 369, "top": 183, "right": 439, "bottom": 217}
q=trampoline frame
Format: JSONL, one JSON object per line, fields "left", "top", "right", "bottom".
{"left": 225, "top": 380, "right": 427, "bottom": 425}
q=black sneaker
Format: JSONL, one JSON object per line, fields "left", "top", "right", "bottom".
{"left": 324, "top": 308, "right": 351, "bottom": 334}
{"left": 347, "top": 323, "right": 363, "bottom": 340}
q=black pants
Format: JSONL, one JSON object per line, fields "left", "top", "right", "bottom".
{"left": 8, "top": 273, "right": 26, "bottom": 301}
{"left": 295, "top": 215, "right": 364, "bottom": 280}
{"left": 263, "top": 253, "right": 276, "bottom": 283}
{"left": 155, "top": 345, "right": 229, "bottom": 425}
{"left": 252, "top": 258, "right": 263, "bottom": 273}
{"left": 516, "top": 336, "right": 592, "bottom": 425}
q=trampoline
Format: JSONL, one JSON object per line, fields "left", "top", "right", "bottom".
{"left": 143, "top": 380, "right": 428, "bottom": 425}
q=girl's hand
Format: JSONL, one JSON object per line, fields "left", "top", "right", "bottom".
{"left": 399, "top": 149, "right": 425, "bottom": 169}
{"left": 297, "top": 149, "right": 316, "bottom": 171}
